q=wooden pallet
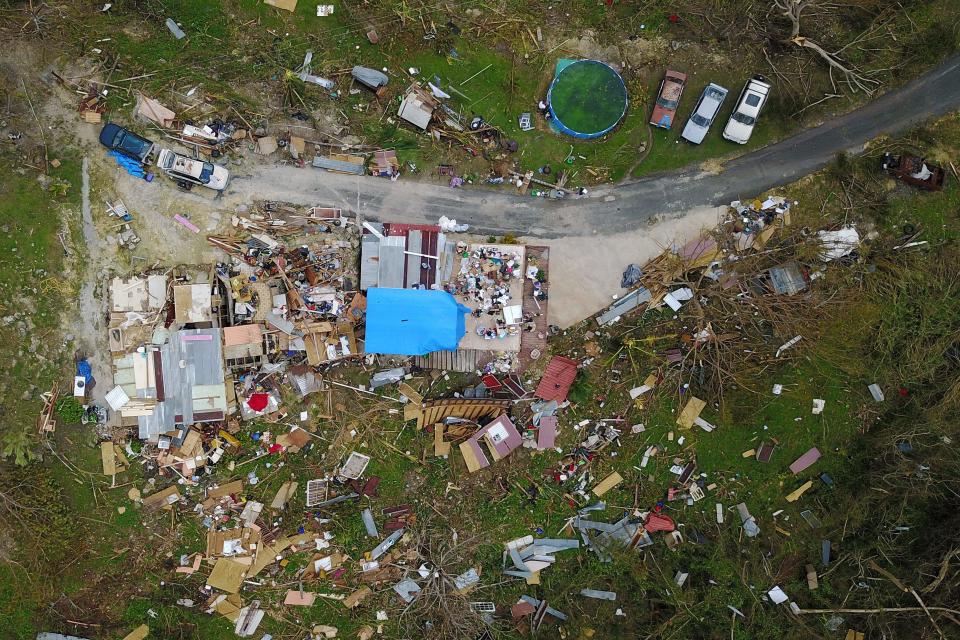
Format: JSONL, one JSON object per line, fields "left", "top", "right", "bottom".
{"left": 414, "top": 348, "right": 478, "bottom": 373}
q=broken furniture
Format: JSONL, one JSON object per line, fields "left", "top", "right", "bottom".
{"left": 460, "top": 414, "right": 523, "bottom": 473}
{"left": 881, "top": 152, "right": 945, "bottom": 191}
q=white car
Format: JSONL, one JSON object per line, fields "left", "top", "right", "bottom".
{"left": 681, "top": 83, "right": 728, "bottom": 144}
{"left": 156, "top": 148, "right": 230, "bottom": 191}
{"left": 722, "top": 76, "right": 771, "bottom": 144}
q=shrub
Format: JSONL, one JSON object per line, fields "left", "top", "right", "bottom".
{"left": 55, "top": 396, "right": 84, "bottom": 424}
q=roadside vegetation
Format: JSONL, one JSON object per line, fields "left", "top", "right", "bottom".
{"left": 0, "top": 150, "right": 81, "bottom": 464}
{"left": 6, "top": 0, "right": 958, "bottom": 183}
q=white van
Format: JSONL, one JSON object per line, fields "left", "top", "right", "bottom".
{"left": 722, "top": 76, "right": 771, "bottom": 144}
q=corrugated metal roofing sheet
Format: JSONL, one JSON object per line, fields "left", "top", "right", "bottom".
{"left": 312, "top": 156, "right": 366, "bottom": 175}
{"left": 535, "top": 355, "right": 579, "bottom": 402}
{"left": 138, "top": 328, "right": 226, "bottom": 439}
{"left": 405, "top": 229, "right": 422, "bottom": 288}
{"left": 359, "top": 234, "right": 381, "bottom": 290}
{"left": 769, "top": 261, "right": 806, "bottom": 295}
{"left": 596, "top": 287, "right": 652, "bottom": 326}
{"left": 378, "top": 236, "right": 406, "bottom": 289}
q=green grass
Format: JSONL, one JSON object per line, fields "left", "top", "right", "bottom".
{"left": 0, "top": 565, "right": 38, "bottom": 640}
{"left": 886, "top": 166, "right": 960, "bottom": 243}
{"left": 0, "top": 155, "right": 80, "bottom": 464}
{"left": 631, "top": 71, "right": 786, "bottom": 178}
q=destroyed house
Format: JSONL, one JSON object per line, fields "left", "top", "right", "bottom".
{"left": 132, "top": 328, "right": 228, "bottom": 440}
{"left": 109, "top": 274, "right": 169, "bottom": 352}
{"left": 222, "top": 324, "right": 265, "bottom": 369}
{"left": 359, "top": 223, "right": 455, "bottom": 290}
{"left": 111, "top": 275, "right": 168, "bottom": 313}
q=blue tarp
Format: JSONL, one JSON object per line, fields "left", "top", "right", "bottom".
{"left": 76, "top": 359, "right": 92, "bottom": 384}
{"left": 364, "top": 288, "right": 469, "bottom": 356}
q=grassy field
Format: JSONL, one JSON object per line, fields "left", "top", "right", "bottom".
{"left": 0, "top": 154, "right": 81, "bottom": 464}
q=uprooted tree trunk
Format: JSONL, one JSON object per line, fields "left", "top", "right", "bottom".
{"left": 772, "top": 0, "right": 881, "bottom": 95}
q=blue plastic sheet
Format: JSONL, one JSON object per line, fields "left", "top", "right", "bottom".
{"left": 364, "top": 288, "right": 469, "bottom": 356}
{"left": 76, "top": 359, "right": 92, "bottom": 384}
{"left": 108, "top": 150, "right": 147, "bottom": 178}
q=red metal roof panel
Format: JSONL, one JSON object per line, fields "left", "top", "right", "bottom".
{"left": 535, "top": 355, "right": 579, "bottom": 402}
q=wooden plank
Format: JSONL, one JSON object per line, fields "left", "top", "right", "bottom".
{"left": 403, "top": 403, "right": 420, "bottom": 423}
{"left": 459, "top": 441, "right": 484, "bottom": 473}
{"left": 264, "top": 0, "right": 298, "bottom": 10}
{"left": 207, "top": 558, "right": 247, "bottom": 593}
{"left": 121, "top": 624, "right": 150, "bottom": 640}
{"left": 786, "top": 480, "right": 813, "bottom": 503}
{"left": 592, "top": 472, "right": 623, "bottom": 497}
{"left": 208, "top": 479, "right": 244, "bottom": 499}
{"left": 676, "top": 397, "right": 706, "bottom": 428}
{"left": 342, "top": 586, "right": 372, "bottom": 609}
{"left": 483, "top": 432, "right": 504, "bottom": 462}
{"left": 434, "top": 424, "right": 451, "bottom": 457}
{"left": 142, "top": 485, "right": 181, "bottom": 512}
{"left": 271, "top": 481, "right": 299, "bottom": 509}
{"left": 806, "top": 564, "right": 819, "bottom": 590}
{"left": 101, "top": 441, "right": 116, "bottom": 475}
{"left": 398, "top": 382, "right": 423, "bottom": 405}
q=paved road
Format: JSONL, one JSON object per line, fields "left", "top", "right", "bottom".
{"left": 227, "top": 53, "right": 960, "bottom": 237}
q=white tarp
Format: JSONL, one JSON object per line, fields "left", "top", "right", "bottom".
{"left": 817, "top": 227, "right": 860, "bottom": 261}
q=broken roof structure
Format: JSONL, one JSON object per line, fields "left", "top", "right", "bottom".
{"left": 128, "top": 328, "right": 228, "bottom": 440}
{"left": 397, "top": 83, "right": 439, "bottom": 130}
{"left": 364, "top": 288, "right": 469, "bottom": 356}
{"left": 359, "top": 223, "right": 452, "bottom": 290}
{"left": 415, "top": 398, "right": 510, "bottom": 429}
{"left": 111, "top": 275, "right": 168, "bottom": 313}
{"left": 174, "top": 283, "right": 213, "bottom": 324}
{"left": 222, "top": 324, "right": 265, "bottom": 369}
{"left": 535, "top": 356, "right": 579, "bottom": 402}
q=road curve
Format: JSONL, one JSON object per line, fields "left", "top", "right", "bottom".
{"left": 226, "top": 53, "right": 960, "bottom": 237}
